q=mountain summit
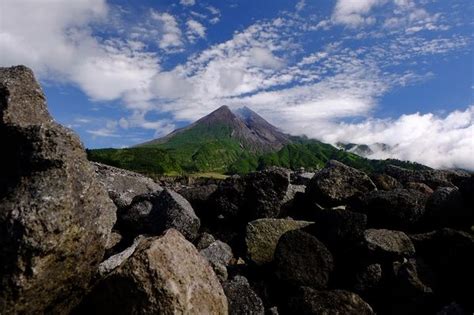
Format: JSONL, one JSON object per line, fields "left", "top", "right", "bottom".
{"left": 139, "top": 105, "right": 290, "bottom": 152}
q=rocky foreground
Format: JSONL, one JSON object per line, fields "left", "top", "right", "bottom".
{"left": 1, "top": 66, "right": 473, "bottom": 314}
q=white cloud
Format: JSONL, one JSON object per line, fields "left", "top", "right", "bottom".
{"left": 150, "top": 11, "right": 184, "bottom": 51}
{"left": 313, "top": 107, "right": 474, "bottom": 170}
{"left": 332, "top": 0, "right": 384, "bottom": 27}
{"left": 180, "top": 0, "right": 195, "bottom": 6}
{"left": 296, "top": 0, "right": 306, "bottom": 11}
{"left": 186, "top": 19, "right": 206, "bottom": 42}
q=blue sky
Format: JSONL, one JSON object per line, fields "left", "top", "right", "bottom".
{"left": 1, "top": 0, "right": 473, "bottom": 169}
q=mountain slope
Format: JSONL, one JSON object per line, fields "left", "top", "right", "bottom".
{"left": 87, "top": 106, "right": 429, "bottom": 175}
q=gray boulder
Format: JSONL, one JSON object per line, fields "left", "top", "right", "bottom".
{"left": 246, "top": 218, "right": 313, "bottom": 265}
{"left": 287, "top": 287, "right": 374, "bottom": 315}
{"left": 306, "top": 160, "right": 376, "bottom": 207}
{"left": 223, "top": 275, "right": 265, "bottom": 315}
{"left": 120, "top": 188, "right": 200, "bottom": 241}
{"left": 93, "top": 162, "right": 162, "bottom": 209}
{"left": 364, "top": 229, "right": 415, "bottom": 260}
{"left": 77, "top": 229, "right": 228, "bottom": 314}
{"left": 200, "top": 240, "right": 234, "bottom": 266}
{"left": 0, "top": 66, "right": 116, "bottom": 313}
{"left": 274, "top": 230, "right": 334, "bottom": 289}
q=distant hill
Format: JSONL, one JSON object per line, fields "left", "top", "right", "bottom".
{"left": 87, "top": 106, "right": 429, "bottom": 175}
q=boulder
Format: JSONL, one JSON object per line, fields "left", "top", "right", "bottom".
{"left": 0, "top": 66, "right": 116, "bottom": 313}
{"left": 423, "top": 187, "right": 471, "bottom": 230}
{"left": 363, "top": 189, "right": 428, "bottom": 230}
{"left": 200, "top": 240, "right": 233, "bottom": 266}
{"left": 77, "top": 229, "right": 228, "bottom": 314}
{"left": 384, "top": 165, "right": 469, "bottom": 190}
{"left": 222, "top": 275, "right": 265, "bottom": 315}
{"left": 353, "top": 264, "right": 382, "bottom": 293}
{"left": 409, "top": 228, "right": 474, "bottom": 309}
{"left": 178, "top": 184, "right": 218, "bottom": 219}
{"left": 303, "top": 209, "right": 367, "bottom": 249}
{"left": 120, "top": 188, "right": 200, "bottom": 241}
{"left": 287, "top": 287, "right": 374, "bottom": 315}
{"left": 274, "top": 230, "right": 334, "bottom": 289}
{"left": 93, "top": 162, "right": 162, "bottom": 209}
{"left": 305, "top": 160, "right": 376, "bottom": 207}
{"left": 195, "top": 232, "right": 216, "bottom": 250}
{"left": 371, "top": 173, "right": 402, "bottom": 191}
{"left": 246, "top": 218, "right": 313, "bottom": 265}
{"left": 406, "top": 182, "right": 434, "bottom": 195}
{"left": 364, "top": 229, "right": 415, "bottom": 260}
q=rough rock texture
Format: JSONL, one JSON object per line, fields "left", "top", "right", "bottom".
{"left": 385, "top": 165, "right": 469, "bottom": 190}
{"left": 304, "top": 209, "right": 367, "bottom": 249}
{"left": 120, "top": 188, "right": 200, "bottom": 240}
{"left": 77, "top": 229, "right": 228, "bottom": 314}
{"left": 287, "top": 287, "right": 374, "bottom": 315}
{"left": 406, "top": 182, "right": 434, "bottom": 195}
{"left": 195, "top": 232, "right": 216, "bottom": 250}
{"left": 274, "top": 230, "right": 334, "bottom": 289}
{"left": 363, "top": 189, "right": 428, "bottom": 230}
{"left": 306, "top": 160, "right": 377, "bottom": 207}
{"left": 353, "top": 264, "right": 382, "bottom": 293}
{"left": 371, "top": 173, "right": 402, "bottom": 191}
{"left": 178, "top": 184, "right": 218, "bottom": 220}
{"left": 364, "top": 229, "right": 415, "bottom": 260}
{"left": 0, "top": 66, "right": 116, "bottom": 313}
{"left": 423, "top": 187, "right": 471, "bottom": 229}
{"left": 409, "top": 228, "right": 474, "bottom": 309}
{"left": 93, "top": 162, "right": 162, "bottom": 209}
{"left": 200, "top": 240, "right": 233, "bottom": 266}
{"left": 222, "top": 275, "right": 265, "bottom": 315}
{"left": 246, "top": 218, "right": 313, "bottom": 265}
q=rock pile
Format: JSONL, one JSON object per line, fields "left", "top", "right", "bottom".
{"left": 1, "top": 66, "right": 473, "bottom": 314}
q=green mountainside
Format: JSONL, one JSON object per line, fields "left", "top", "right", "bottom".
{"left": 87, "top": 106, "right": 429, "bottom": 176}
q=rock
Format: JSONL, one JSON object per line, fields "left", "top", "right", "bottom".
{"left": 353, "top": 264, "right": 382, "bottom": 293}
{"left": 211, "top": 168, "right": 290, "bottom": 222}
{"left": 98, "top": 236, "right": 144, "bottom": 277}
{"left": 292, "top": 171, "right": 315, "bottom": 186}
{"left": 93, "top": 162, "right": 162, "bottom": 209}
{"left": 0, "top": 66, "right": 116, "bottom": 313}
{"left": 195, "top": 232, "right": 216, "bottom": 250}
{"left": 363, "top": 189, "right": 428, "bottom": 230}
{"left": 120, "top": 188, "right": 200, "bottom": 241}
{"left": 77, "top": 229, "right": 228, "bottom": 314}
{"left": 436, "top": 302, "right": 469, "bottom": 315}
{"left": 409, "top": 228, "right": 474, "bottom": 309}
{"left": 178, "top": 184, "right": 218, "bottom": 219}
{"left": 385, "top": 165, "right": 469, "bottom": 190}
{"left": 303, "top": 209, "right": 367, "bottom": 250}
{"left": 371, "top": 173, "right": 402, "bottom": 191}
{"left": 266, "top": 306, "right": 279, "bottom": 315}
{"left": 105, "top": 231, "right": 123, "bottom": 251}
{"left": 246, "top": 218, "right": 313, "bottom": 265}
{"left": 274, "top": 230, "right": 334, "bottom": 289}
{"left": 406, "top": 182, "right": 434, "bottom": 195}
{"left": 200, "top": 240, "right": 234, "bottom": 266}
{"left": 305, "top": 160, "right": 377, "bottom": 207}
{"left": 364, "top": 229, "right": 415, "bottom": 260}
{"left": 287, "top": 287, "right": 374, "bottom": 315}
{"left": 243, "top": 167, "right": 291, "bottom": 219}
{"left": 282, "top": 184, "right": 306, "bottom": 204}
{"left": 223, "top": 275, "right": 265, "bottom": 315}
{"left": 423, "top": 187, "right": 471, "bottom": 230}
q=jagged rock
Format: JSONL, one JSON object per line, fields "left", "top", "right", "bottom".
{"left": 363, "top": 189, "right": 428, "bottom": 230}
{"left": 200, "top": 240, "right": 233, "bottom": 266}
{"left": 287, "top": 287, "right": 374, "bottom": 315}
{"left": 77, "top": 229, "right": 228, "bottom": 314}
{"left": 274, "top": 230, "right": 334, "bottom": 289}
{"left": 303, "top": 209, "right": 367, "bottom": 249}
{"left": 211, "top": 168, "right": 290, "bottom": 222}
{"left": 353, "top": 264, "right": 382, "bottom": 293}
{"left": 266, "top": 306, "right": 279, "bottom": 315}
{"left": 0, "top": 66, "right": 116, "bottom": 313}
{"left": 371, "top": 173, "right": 402, "bottom": 191}
{"left": 120, "top": 188, "right": 200, "bottom": 241}
{"left": 409, "top": 228, "right": 474, "bottom": 309}
{"left": 93, "top": 162, "right": 162, "bottom": 209}
{"left": 223, "top": 275, "right": 265, "bottom": 315}
{"left": 385, "top": 165, "right": 469, "bottom": 190}
{"left": 364, "top": 229, "right": 415, "bottom": 260}
{"left": 98, "top": 236, "right": 144, "bottom": 277}
{"left": 179, "top": 184, "right": 218, "bottom": 219}
{"left": 246, "top": 218, "right": 313, "bottom": 265}
{"left": 195, "top": 232, "right": 216, "bottom": 250}
{"left": 423, "top": 187, "right": 471, "bottom": 229}
{"left": 305, "top": 160, "right": 376, "bottom": 207}
{"left": 282, "top": 184, "right": 306, "bottom": 204}
{"left": 406, "top": 182, "right": 434, "bottom": 195}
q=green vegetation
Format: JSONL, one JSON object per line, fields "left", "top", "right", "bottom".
{"left": 88, "top": 134, "right": 428, "bottom": 177}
